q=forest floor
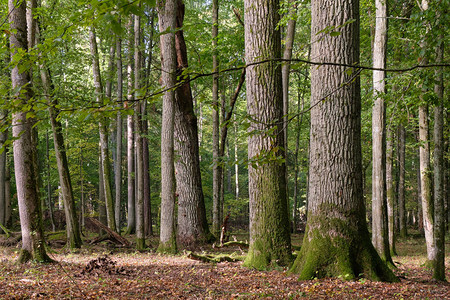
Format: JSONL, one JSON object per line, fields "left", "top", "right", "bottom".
{"left": 0, "top": 231, "right": 449, "bottom": 299}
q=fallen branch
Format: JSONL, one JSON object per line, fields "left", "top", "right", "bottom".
{"left": 218, "top": 241, "right": 249, "bottom": 248}
{"left": 85, "top": 217, "right": 130, "bottom": 247}
{"left": 0, "top": 223, "right": 12, "bottom": 238}
{"left": 185, "top": 251, "right": 240, "bottom": 263}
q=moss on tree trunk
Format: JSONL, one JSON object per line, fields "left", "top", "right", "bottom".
{"left": 290, "top": 214, "right": 398, "bottom": 281}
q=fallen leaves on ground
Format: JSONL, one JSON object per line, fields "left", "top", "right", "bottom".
{"left": 0, "top": 248, "right": 448, "bottom": 299}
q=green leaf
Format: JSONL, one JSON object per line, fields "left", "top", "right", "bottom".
{"left": 330, "top": 31, "right": 341, "bottom": 36}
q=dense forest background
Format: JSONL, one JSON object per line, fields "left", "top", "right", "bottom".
{"left": 0, "top": 0, "right": 448, "bottom": 284}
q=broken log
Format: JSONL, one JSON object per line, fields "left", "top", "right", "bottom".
{"left": 85, "top": 217, "right": 130, "bottom": 247}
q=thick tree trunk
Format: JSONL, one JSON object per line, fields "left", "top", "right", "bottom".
{"left": 290, "top": 0, "right": 397, "bottom": 281}
{"left": 211, "top": 0, "right": 221, "bottom": 237}
{"left": 386, "top": 128, "right": 397, "bottom": 256}
{"left": 243, "top": 0, "right": 292, "bottom": 269}
{"left": 9, "top": 0, "right": 51, "bottom": 263}
{"left": 174, "top": 0, "right": 212, "bottom": 247}
{"left": 157, "top": 0, "right": 178, "bottom": 254}
{"left": 371, "top": 0, "right": 392, "bottom": 265}
{"left": 126, "top": 17, "right": 136, "bottom": 234}
{"left": 397, "top": 124, "right": 407, "bottom": 237}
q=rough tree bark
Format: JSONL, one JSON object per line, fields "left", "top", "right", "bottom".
{"left": 9, "top": 0, "right": 52, "bottom": 263}
{"left": 371, "top": 0, "right": 393, "bottom": 265}
{"left": 157, "top": 0, "right": 178, "bottom": 254}
{"left": 174, "top": 0, "right": 212, "bottom": 246}
{"left": 290, "top": 0, "right": 397, "bottom": 281}
{"left": 243, "top": 0, "right": 292, "bottom": 269}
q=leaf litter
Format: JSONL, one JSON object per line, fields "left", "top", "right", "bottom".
{"left": 0, "top": 236, "right": 449, "bottom": 299}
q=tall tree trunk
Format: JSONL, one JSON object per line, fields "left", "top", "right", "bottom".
{"left": 211, "top": 0, "right": 221, "bottom": 237}
{"left": 419, "top": 104, "right": 436, "bottom": 265}
{"left": 157, "top": 0, "right": 178, "bottom": 254}
{"left": 371, "top": 0, "right": 392, "bottom": 265}
{"left": 36, "top": 15, "right": 82, "bottom": 247}
{"left": 126, "top": 17, "right": 136, "bottom": 234}
{"left": 142, "top": 105, "right": 152, "bottom": 236}
{"left": 5, "top": 164, "right": 11, "bottom": 228}
{"left": 89, "top": 27, "right": 116, "bottom": 232}
{"left": 386, "top": 128, "right": 397, "bottom": 256}
{"left": 418, "top": 0, "right": 436, "bottom": 268}
{"left": 143, "top": 9, "right": 154, "bottom": 238}
{"left": 292, "top": 72, "right": 307, "bottom": 232}
{"left": 290, "top": 0, "right": 397, "bottom": 281}
{"left": 98, "top": 154, "right": 107, "bottom": 230}
{"left": 134, "top": 11, "right": 146, "bottom": 250}
{"left": 174, "top": 0, "right": 212, "bottom": 246}
{"left": 397, "top": 124, "right": 407, "bottom": 237}
{"left": 432, "top": 34, "right": 445, "bottom": 281}
{"left": 9, "top": 0, "right": 51, "bottom": 263}
{"left": 234, "top": 114, "right": 239, "bottom": 200}
{"left": 115, "top": 29, "right": 123, "bottom": 231}
{"left": 80, "top": 146, "right": 85, "bottom": 228}
{"left": 243, "top": 0, "right": 292, "bottom": 269}
{"left": 281, "top": 0, "right": 297, "bottom": 212}
{"left": 0, "top": 110, "right": 6, "bottom": 232}
{"left": 45, "top": 131, "right": 56, "bottom": 232}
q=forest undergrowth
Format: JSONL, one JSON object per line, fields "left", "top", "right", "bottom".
{"left": 0, "top": 232, "right": 449, "bottom": 299}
